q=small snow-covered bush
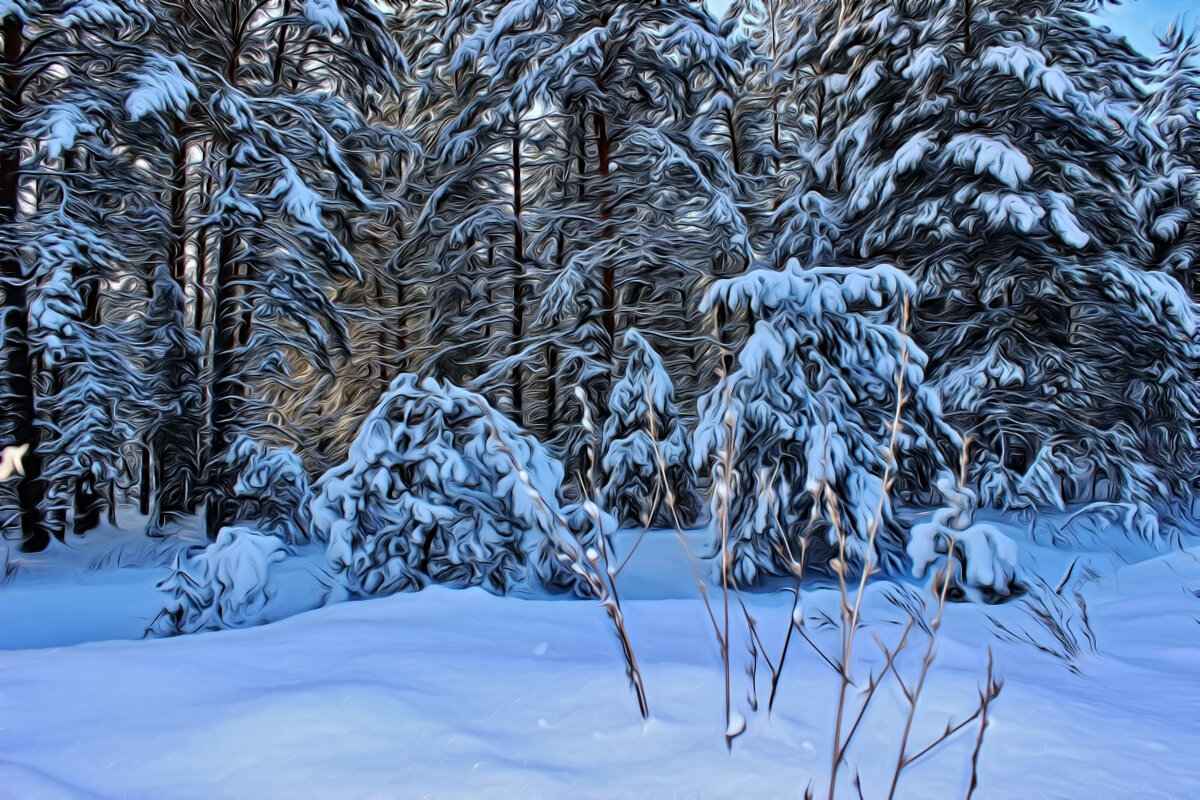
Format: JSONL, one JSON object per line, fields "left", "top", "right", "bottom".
{"left": 147, "top": 526, "right": 287, "bottom": 636}
{"left": 600, "top": 330, "right": 699, "bottom": 528}
{"left": 221, "top": 436, "right": 314, "bottom": 545}
{"left": 312, "top": 374, "right": 594, "bottom": 599}
{"left": 908, "top": 478, "right": 1020, "bottom": 603}
{"left": 696, "top": 259, "right": 1018, "bottom": 596}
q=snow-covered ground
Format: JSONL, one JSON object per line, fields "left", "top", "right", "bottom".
{"left": 2, "top": 511, "right": 1199, "bottom": 799}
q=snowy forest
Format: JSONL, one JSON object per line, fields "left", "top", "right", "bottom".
{"left": 1, "top": 0, "right": 1199, "bottom": 797}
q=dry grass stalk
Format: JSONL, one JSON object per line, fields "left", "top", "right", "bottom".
{"left": 641, "top": 376, "right": 725, "bottom": 648}
{"left": 472, "top": 395, "right": 650, "bottom": 719}
{"left": 717, "top": 400, "right": 739, "bottom": 749}
{"left": 768, "top": 513, "right": 810, "bottom": 713}
{"left": 965, "top": 650, "right": 1000, "bottom": 800}
{"left": 694, "top": 317, "right": 744, "bottom": 749}
{"left": 885, "top": 545, "right": 955, "bottom": 800}
{"left": 881, "top": 434, "right": 1003, "bottom": 798}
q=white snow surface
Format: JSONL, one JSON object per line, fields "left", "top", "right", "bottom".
{"left": 2, "top": 511, "right": 1199, "bottom": 798}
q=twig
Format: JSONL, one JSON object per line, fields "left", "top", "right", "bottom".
{"left": 768, "top": 512, "right": 810, "bottom": 713}
{"left": 886, "top": 544, "right": 955, "bottom": 800}
{"left": 718, "top": 401, "right": 737, "bottom": 751}
{"left": 833, "top": 623, "right": 913, "bottom": 774}
{"left": 965, "top": 649, "right": 1000, "bottom": 800}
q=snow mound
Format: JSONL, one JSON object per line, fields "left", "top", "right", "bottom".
{"left": 148, "top": 526, "right": 288, "bottom": 636}
{"left": 312, "top": 374, "right": 594, "bottom": 599}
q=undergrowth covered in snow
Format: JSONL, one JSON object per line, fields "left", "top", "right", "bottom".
{"left": 148, "top": 526, "right": 288, "bottom": 636}
{"left": 313, "top": 375, "right": 598, "bottom": 599}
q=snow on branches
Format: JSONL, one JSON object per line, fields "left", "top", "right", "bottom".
{"left": 600, "top": 329, "right": 698, "bottom": 529}
{"left": 696, "top": 258, "right": 1018, "bottom": 596}
{"left": 313, "top": 375, "right": 597, "bottom": 599}
{"left": 225, "top": 437, "right": 315, "bottom": 546}
{"left": 148, "top": 526, "right": 288, "bottom": 636}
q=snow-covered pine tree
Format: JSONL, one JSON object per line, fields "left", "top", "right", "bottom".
{"left": 395, "top": 0, "right": 533, "bottom": 414}
{"left": 114, "top": 48, "right": 207, "bottom": 528}
{"left": 312, "top": 374, "right": 596, "bottom": 599}
{"left": 694, "top": 257, "right": 1017, "bottom": 596}
{"left": 24, "top": 212, "right": 141, "bottom": 539}
{"left": 248, "top": 2, "right": 416, "bottom": 473}
{"left": 0, "top": 3, "right": 36, "bottom": 547}
{"left": 718, "top": 1, "right": 807, "bottom": 201}
{"left": 1141, "top": 25, "right": 1200, "bottom": 301}
{"left": 600, "top": 329, "right": 698, "bottom": 528}
{"left": 770, "top": 0, "right": 1200, "bottom": 526}
{"left": 217, "top": 435, "right": 313, "bottom": 546}
{"left": 143, "top": 265, "right": 205, "bottom": 531}
{"left": 148, "top": 525, "right": 288, "bottom": 636}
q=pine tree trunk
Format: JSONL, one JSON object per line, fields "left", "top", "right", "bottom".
{"left": 724, "top": 106, "right": 743, "bottom": 175}
{"left": 236, "top": 259, "right": 254, "bottom": 349}
{"left": 106, "top": 478, "right": 117, "bottom": 526}
{"left": 193, "top": 174, "right": 210, "bottom": 334}
{"left": 140, "top": 443, "right": 153, "bottom": 517}
{"left": 595, "top": 111, "right": 616, "bottom": 349}
{"left": 543, "top": 229, "right": 566, "bottom": 439}
{"left": 373, "top": 275, "right": 390, "bottom": 385}
{"left": 60, "top": 148, "right": 107, "bottom": 535}
{"left": 167, "top": 122, "right": 189, "bottom": 293}
{"left": 1, "top": 14, "right": 49, "bottom": 552}
{"left": 544, "top": 340, "right": 560, "bottom": 440}
{"left": 207, "top": 230, "right": 240, "bottom": 539}
{"left": 510, "top": 127, "right": 526, "bottom": 421}
{"left": 40, "top": 368, "right": 67, "bottom": 543}
{"left": 154, "top": 120, "right": 197, "bottom": 523}
{"left": 206, "top": 30, "right": 246, "bottom": 540}
{"left": 391, "top": 213, "right": 408, "bottom": 374}
{"left": 72, "top": 469, "right": 101, "bottom": 534}
{"left": 962, "top": 0, "right": 974, "bottom": 55}
{"left": 394, "top": 280, "right": 407, "bottom": 368}
{"left": 272, "top": 0, "right": 293, "bottom": 88}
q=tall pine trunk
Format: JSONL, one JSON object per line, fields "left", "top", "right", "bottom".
{"left": 205, "top": 24, "right": 248, "bottom": 540}
{"left": 60, "top": 148, "right": 108, "bottom": 535}
{"left": 140, "top": 443, "right": 153, "bottom": 516}
{"left": 154, "top": 119, "right": 196, "bottom": 524}
{"left": 510, "top": 126, "right": 526, "bottom": 421}
{"left": 594, "top": 111, "right": 615, "bottom": 350}
{"left": 206, "top": 229, "right": 241, "bottom": 539}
